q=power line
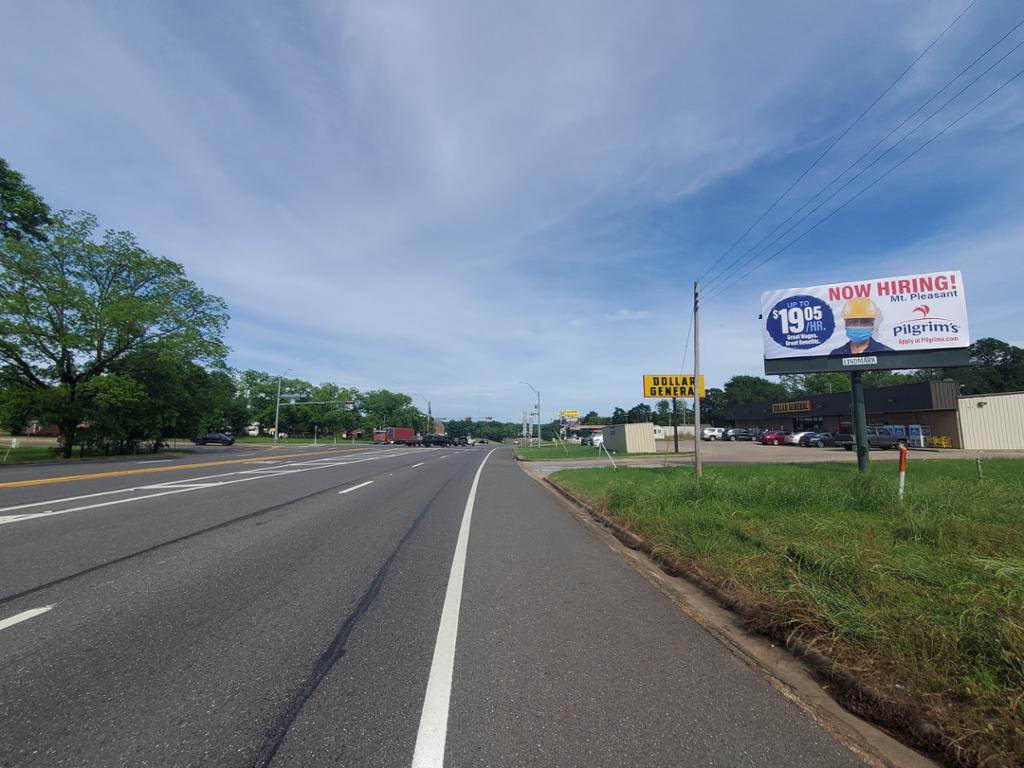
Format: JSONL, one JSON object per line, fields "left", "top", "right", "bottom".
{"left": 701, "top": 63, "right": 1024, "bottom": 302}
{"left": 696, "top": 0, "right": 980, "bottom": 288}
{"left": 702, "top": 38, "right": 1024, "bottom": 300}
{"left": 702, "top": 15, "right": 1024, "bottom": 294}
{"left": 680, "top": 305, "right": 694, "bottom": 374}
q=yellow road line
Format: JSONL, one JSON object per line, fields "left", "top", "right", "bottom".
{"left": 0, "top": 446, "right": 366, "bottom": 489}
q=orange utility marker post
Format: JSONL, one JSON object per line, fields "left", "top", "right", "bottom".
{"left": 897, "top": 444, "right": 908, "bottom": 500}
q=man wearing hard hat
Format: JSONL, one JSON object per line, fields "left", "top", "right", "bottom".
{"left": 830, "top": 298, "right": 894, "bottom": 355}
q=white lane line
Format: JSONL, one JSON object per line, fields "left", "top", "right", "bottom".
{"left": 411, "top": 448, "right": 495, "bottom": 768}
{"left": 0, "top": 605, "right": 55, "bottom": 632}
{"left": 411, "top": 462, "right": 425, "bottom": 468}
{"left": 0, "top": 487, "right": 201, "bottom": 525}
{"left": 338, "top": 480, "right": 374, "bottom": 495}
{"left": 133, "top": 459, "right": 173, "bottom": 464}
{"left": 0, "top": 449, "right": 415, "bottom": 526}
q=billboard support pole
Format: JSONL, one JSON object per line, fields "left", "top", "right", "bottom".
{"left": 850, "top": 371, "right": 870, "bottom": 473}
{"left": 693, "top": 281, "right": 703, "bottom": 478}
{"left": 672, "top": 397, "right": 679, "bottom": 454}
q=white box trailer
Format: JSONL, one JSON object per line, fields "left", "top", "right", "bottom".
{"left": 603, "top": 422, "right": 656, "bottom": 454}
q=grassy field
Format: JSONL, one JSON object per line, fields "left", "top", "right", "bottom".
{"left": 551, "top": 460, "right": 1024, "bottom": 766}
{"left": 0, "top": 445, "right": 60, "bottom": 463}
{"left": 0, "top": 445, "right": 190, "bottom": 463}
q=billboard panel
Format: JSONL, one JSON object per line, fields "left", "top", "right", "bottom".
{"left": 761, "top": 271, "right": 969, "bottom": 373}
{"left": 642, "top": 375, "right": 705, "bottom": 398}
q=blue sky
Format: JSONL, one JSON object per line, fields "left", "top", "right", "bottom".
{"left": 2, "top": 1, "right": 1022, "bottom": 421}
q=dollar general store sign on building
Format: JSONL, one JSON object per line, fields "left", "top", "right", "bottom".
{"left": 643, "top": 375, "right": 705, "bottom": 398}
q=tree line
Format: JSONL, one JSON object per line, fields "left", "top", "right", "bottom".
{"left": 584, "top": 337, "right": 1023, "bottom": 428}
{"left": 0, "top": 157, "right": 447, "bottom": 455}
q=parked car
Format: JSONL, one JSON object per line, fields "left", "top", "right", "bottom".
{"left": 784, "top": 431, "right": 816, "bottom": 445}
{"left": 701, "top": 427, "right": 726, "bottom": 441}
{"left": 582, "top": 433, "right": 605, "bottom": 447}
{"left": 799, "top": 431, "right": 837, "bottom": 447}
{"left": 192, "top": 432, "right": 234, "bottom": 446}
{"left": 759, "top": 430, "right": 791, "bottom": 446}
{"left": 835, "top": 427, "right": 909, "bottom": 451}
{"left": 723, "top": 428, "right": 753, "bottom": 441}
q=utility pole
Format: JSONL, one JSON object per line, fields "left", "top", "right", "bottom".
{"left": 672, "top": 396, "right": 679, "bottom": 453}
{"left": 411, "top": 393, "right": 432, "bottom": 436}
{"left": 693, "top": 282, "right": 703, "bottom": 478}
{"left": 520, "top": 382, "right": 540, "bottom": 446}
{"left": 850, "top": 371, "right": 870, "bottom": 473}
{"left": 273, "top": 368, "right": 291, "bottom": 445}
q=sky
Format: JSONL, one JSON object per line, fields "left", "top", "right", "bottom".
{"left": 2, "top": 0, "right": 1023, "bottom": 422}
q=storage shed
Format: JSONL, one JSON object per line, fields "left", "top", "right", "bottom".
{"left": 604, "top": 422, "right": 656, "bottom": 453}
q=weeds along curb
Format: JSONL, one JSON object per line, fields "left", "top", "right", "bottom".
{"left": 542, "top": 476, "right": 972, "bottom": 768}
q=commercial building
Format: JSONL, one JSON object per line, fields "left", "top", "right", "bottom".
{"left": 727, "top": 381, "right": 962, "bottom": 447}
{"left": 958, "top": 391, "right": 1024, "bottom": 450}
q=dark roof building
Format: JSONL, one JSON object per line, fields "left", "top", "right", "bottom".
{"left": 726, "top": 380, "right": 962, "bottom": 447}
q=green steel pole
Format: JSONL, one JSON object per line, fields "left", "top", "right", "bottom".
{"left": 851, "top": 371, "right": 870, "bottom": 473}
{"left": 672, "top": 397, "right": 679, "bottom": 453}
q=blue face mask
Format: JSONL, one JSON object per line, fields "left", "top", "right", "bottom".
{"left": 846, "top": 326, "right": 873, "bottom": 344}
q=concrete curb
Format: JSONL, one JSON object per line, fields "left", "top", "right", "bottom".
{"left": 539, "top": 474, "right": 956, "bottom": 768}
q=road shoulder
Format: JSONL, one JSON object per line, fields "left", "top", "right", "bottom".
{"left": 532, "top": 467, "right": 937, "bottom": 768}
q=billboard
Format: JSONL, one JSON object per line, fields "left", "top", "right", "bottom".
{"left": 642, "top": 375, "right": 706, "bottom": 398}
{"left": 761, "top": 271, "right": 970, "bottom": 374}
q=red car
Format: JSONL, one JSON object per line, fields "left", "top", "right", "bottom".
{"left": 759, "top": 430, "right": 791, "bottom": 446}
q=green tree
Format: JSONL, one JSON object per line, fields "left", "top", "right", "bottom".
{"left": 781, "top": 373, "right": 849, "bottom": 397}
{"left": 0, "top": 157, "right": 51, "bottom": 241}
{"left": 700, "top": 387, "right": 729, "bottom": 426}
{"left": 626, "top": 403, "right": 653, "bottom": 423}
{"left": 722, "top": 375, "right": 789, "bottom": 405}
{"left": 923, "top": 337, "right": 1024, "bottom": 394}
{"left": 611, "top": 407, "right": 627, "bottom": 424}
{"left": 0, "top": 211, "right": 228, "bottom": 456}
{"left": 654, "top": 399, "right": 671, "bottom": 426}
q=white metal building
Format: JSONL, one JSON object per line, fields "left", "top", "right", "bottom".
{"left": 604, "top": 422, "right": 656, "bottom": 453}
{"left": 958, "top": 391, "right": 1024, "bottom": 450}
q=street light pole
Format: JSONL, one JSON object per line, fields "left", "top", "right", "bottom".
{"left": 411, "top": 393, "right": 432, "bottom": 436}
{"left": 273, "top": 368, "right": 291, "bottom": 445}
{"left": 520, "top": 381, "right": 540, "bottom": 446}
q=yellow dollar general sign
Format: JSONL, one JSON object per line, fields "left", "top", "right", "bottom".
{"left": 558, "top": 410, "right": 580, "bottom": 418}
{"left": 642, "top": 374, "right": 705, "bottom": 398}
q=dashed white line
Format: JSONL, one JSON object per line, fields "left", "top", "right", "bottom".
{"left": 338, "top": 480, "right": 374, "bottom": 495}
{"left": 0, "top": 451, "right": 413, "bottom": 526}
{"left": 411, "top": 448, "right": 495, "bottom": 768}
{"left": 0, "top": 605, "right": 55, "bottom": 632}
{"left": 411, "top": 462, "right": 425, "bottom": 468}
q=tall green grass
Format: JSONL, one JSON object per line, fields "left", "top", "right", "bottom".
{"left": 553, "top": 460, "right": 1024, "bottom": 764}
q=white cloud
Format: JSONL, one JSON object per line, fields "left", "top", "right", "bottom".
{"left": 1, "top": 0, "right": 1021, "bottom": 418}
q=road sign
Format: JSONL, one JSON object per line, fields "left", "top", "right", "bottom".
{"left": 642, "top": 375, "right": 705, "bottom": 399}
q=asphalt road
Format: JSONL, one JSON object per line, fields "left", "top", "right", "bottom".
{"left": 0, "top": 444, "right": 864, "bottom": 767}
